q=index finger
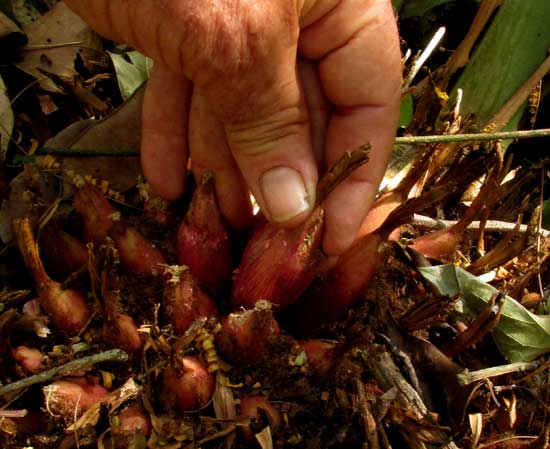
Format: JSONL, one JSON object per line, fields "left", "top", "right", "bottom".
{"left": 299, "top": 0, "right": 402, "bottom": 255}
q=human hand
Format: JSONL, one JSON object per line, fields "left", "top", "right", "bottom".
{"left": 65, "top": 0, "right": 402, "bottom": 256}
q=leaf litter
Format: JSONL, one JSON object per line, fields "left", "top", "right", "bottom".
{"left": 0, "top": 1, "right": 549, "bottom": 449}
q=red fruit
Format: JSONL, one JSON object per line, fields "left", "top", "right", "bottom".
{"left": 177, "top": 172, "right": 231, "bottom": 295}
{"left": 139, "top": 181, "right": 171, "bottom": 225}
{"left": 359, "top": 190, "right": 404, "bottom": 238}
{"left": 160, "top": 356, "right": 214, "bottom": 413}
{"left": 216, "top": 300, "right": 281, "bottom": 365}
{"left": 359, "top": 148, "right": 432, "bottom": 239}
{"left": 231, "top": 207, "right": 325, "bottom": 310}
{"left": 73, "top": 186, "right": 117, "bottom": 243}
{"left": 288, "top": 183, "right": 460, "bottom": 335}
{"left": 230, "top": 148, "right": 375, "bottom": 311}
{"left": 103, "top": 312, "right": 142, "bottom": 354}
{"left": 113, "top": 406, "right": 151, "bottom": 436}
{"left": 14, "top": 218, "right": 91, "bottom": 335}
{"left": 239, "top": 395, "right": 280, "bottom": 442}
{"left": 163, "top": 266, "right": 218, "bottom": 334}
{"left": 40, "top": 228, "right": 88, "bottom": 281}
{"left": 300, "top": 339, "right": 336, "bottom": 378}
{"left": 288, "top": 233, "right": 383, "bottom": 335}
{"left": 73, "top": 186, "right": 165, "bottom": 274}
{"left": 410, "top": 173, "right": 499, "bottom": 261}
{"left": 102, "top": 255, "right": 143, "bottom": 354}
{"left": 112, "top": 226, "right": 165, "bottom": 274}
{"left": 43, "top": 377, "right": 108, "bottom": 419}
{"left": 410, "top": 228, "right": 462, "bottom": 261}
{"left": 13, "top": 345, "right": 44, "bottom": 374}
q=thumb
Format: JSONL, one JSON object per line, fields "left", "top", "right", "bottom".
{"left": 221, "top": 77, "right": 318, "bottom": 226}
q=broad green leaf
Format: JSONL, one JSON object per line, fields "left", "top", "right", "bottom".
{"left": 398, "top": 93, "right": 414, "bottom": 128}
{"left": 109, "top": 51, "right": 153, "bottom": 100}
{"left": 0, "top": 73, "right": 13, "bottom": 158}
{"left": 392, "top": 0, "right": 405, "bottom": 12}
{"left": 451, "top": 0, "right": 550, "bottom": 133}
{"left": 401, "top": 0, "right": 457, "bottom": 18}
{"left": 420, "top": 265, "right": 550, "bottom": 363}
{"left": 542, "top": 199, "right": 550, "bottom": 230}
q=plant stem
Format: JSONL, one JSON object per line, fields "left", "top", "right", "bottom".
{"left": 36, "top": 148, "right": 139, "bottom": 157}
{"left": 457, "top": 361, "right": 540, "bottom": 385}
{"left": 0, "top": 349, "right": 128, "bottom": 397}
{"left": 444, "top": 0, "right": 504, "bottom": 75}
{"left": 413, "top": 214, "right": 550, "bottom": 238}
{"left": 316, "top": 144, "right": 370, "bottom": 203}
{"left": 396, "top": 128, "right": 550, "bottom": 144}
{"left": 36, "top": 128, "right": 550, "bottom": 158}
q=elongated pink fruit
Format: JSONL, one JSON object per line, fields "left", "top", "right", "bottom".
{"left": 73, "top": 186, "right": 117, "bottom": 244}
{"left": 112, "top": 406, "right": 151, "bottom": 436}
{"left": 162, "top": 266, "right": 218, "bottom": 334}
{"left": 112, "top": 225, "right": 166, "bottom": 274}
{"left": 73, "top": 186, "right": 165, "bottom": 274}
{"left": 14, "top": 218, "right": 91, "bottom": 335}
{"left": 359, "top": 149, "right": 432, "bottom": 238}
{"left": 216, "top": 300, "right": 280, "bottom": 365}
{"left": 43, "top": 377, "right": 108, "bottom": 419}
{"left": 359, "top": 190, "right": 404, "bottom": 237}
{"left": 410, "top": 228, "right": 462, "bottom": 261}
{"left": 160, "top": 356, "right": 214, "bottom": 413}
{"left": 40, "top": 228, "right": 88, "bottom": 281}
{"left": 288, "top": 183, "right": 459, "bottom": 335}
{"left": 231, "top": 148, "right": 373, "bottom": 311}
{"left": 410, "top": 176, "right": 499, "bottom": 261}
{"left": 288, "top": 233, "right": 383, "bottom": 335}
{"left": 231, "top": 207, "right": 325, "bottom": 310}
{"left": 13, "top": 345, "right": 44, "bottom": 374}
{"left": 300, "top": 339, "right": 337, "bottom": 378}
{"left": 103, "top": 311, "right": 142, "bottom": 355}
{"left": 101, "top": 251, "right": 143, "bottom": 354}
{"left": 177, "top": 172, "right": 231, "bottom": 296}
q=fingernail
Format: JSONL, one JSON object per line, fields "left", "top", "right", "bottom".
{"left": 260, "top": 167, "right": 312, "bottom": 222}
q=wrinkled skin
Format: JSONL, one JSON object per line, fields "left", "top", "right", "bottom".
{"left": 65, "top": 0, "right": 401, "bottom": 256}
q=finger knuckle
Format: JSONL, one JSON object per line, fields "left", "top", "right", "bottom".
{"left": 175, "top": 1, "right": 298, "bottom": 85}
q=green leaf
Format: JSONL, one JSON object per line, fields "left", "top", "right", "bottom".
{"left": 294, "top": 351, "right": 307, "bottom": 367}
{"left": 109, "top": 51, "right": 153, "bottom": 100}
{"left": 11, "top": 153, "right": 35, "bottom": 165}
{"left": 0, "top": 73, "right": 13, "bottom": 158}
{"left": 542, "top": 199, "right": 550, "bottom": 230}
{"left": 401, "top": 0, "right": 457, "bottom": 18}
{"left": 420, "top": 265, "right": 550, "bottom": 363}
{"left": 398, "top": 93, "right": 414, "bottom": 128}
{"left": 451, "top": 0, "right": 550, "bottom": 132}
{"left": 392, "top": 0, "right": 405, "bottom": 12}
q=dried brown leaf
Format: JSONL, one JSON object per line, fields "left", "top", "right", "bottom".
{"left": 17, "top": 2, "right": 102, "bottom": 93}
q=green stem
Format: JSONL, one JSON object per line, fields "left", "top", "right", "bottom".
{"left": 457, "top": 361, "right": 540, "bottom": 385}
{"left": 35, "top": 128, "right": 550, "bottom": 158}
{"left": 36, "top": 148, "right": 139, "bottom": 157}
{"left": 395, "top": 128, "right": 550, "bottom": 144}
